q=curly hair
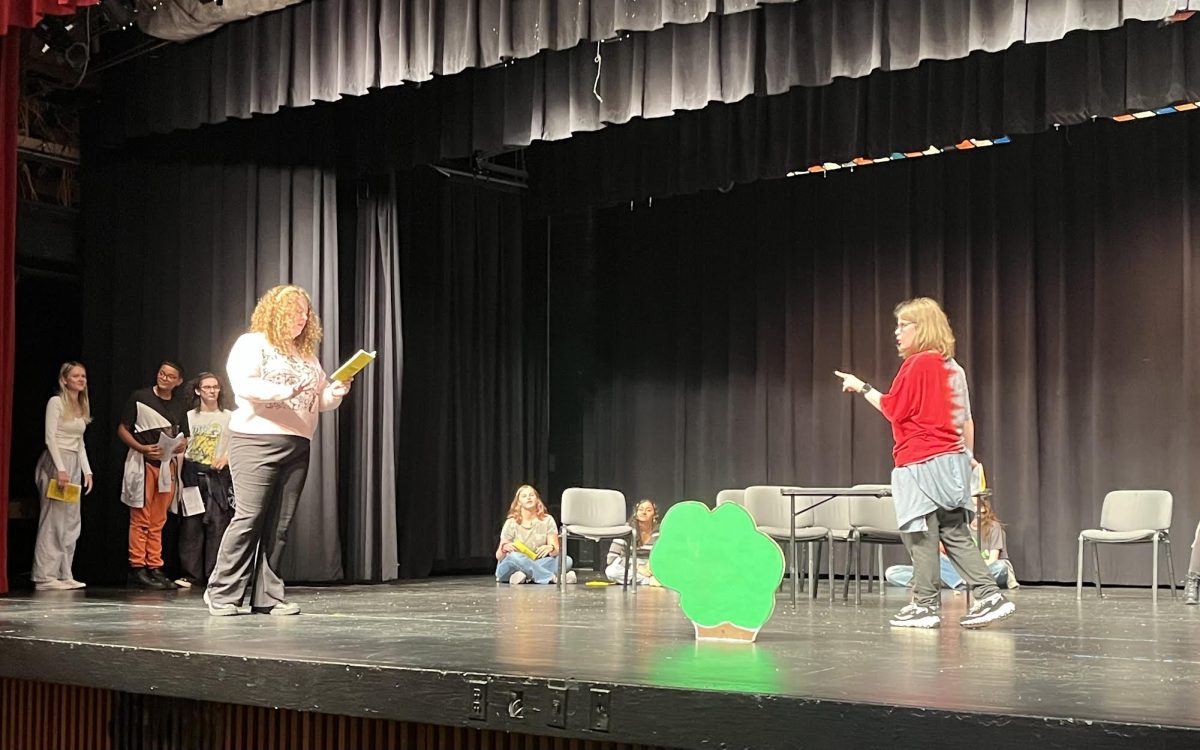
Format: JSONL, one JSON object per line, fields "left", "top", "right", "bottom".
{"left": 627, "top": 499, "right": 660, "bottom": 532}
{"left": 506, "top": 484, "right": 547, "bottom": 522}
{"left": 249, "top": 285, "right": 323, "bottom": 356}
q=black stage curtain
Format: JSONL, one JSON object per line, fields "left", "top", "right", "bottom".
{"left": 386, "top": 170, "right": 548, "bottom": 578}
{"left": 342, "top": 175, "right": 403, "bottom": 581}
{"left": 81, "top": 155, "right": 347, "bottom": 583}
{"left": 99, "top": 0, "right": 1175, "bottom": 142}
{"left": 549, "top": 113, "right": 1200, "bottom": 585}
{"left": 528, "top": 15, "right": 1200, "bottom": 213}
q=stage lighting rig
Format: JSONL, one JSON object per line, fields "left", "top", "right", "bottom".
{"left": 32, "top": 18, "right": 74, "bottom": 55}
{"left": 100, "top": 0, "right": 138, "bottom": 30}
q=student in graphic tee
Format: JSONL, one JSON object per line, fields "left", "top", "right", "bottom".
{"left": 174, "top": 372, "right": 235, "bottom": 588}
{"left": 32, "top": 362, "right": 94, "bottom": 591}
{"left": 495, "top": 485, "right": 575, "bottom": 584}
{"left": 606, "top": 498, "right": 661, "bottom": 585}
{"left": 836, "top": 297, "right": 1016, "bottom": 630}
{"left": 117, "top": 360, "right": 188, "bottom": 590}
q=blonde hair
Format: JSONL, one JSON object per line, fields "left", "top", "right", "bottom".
{"left": 57, "top": 361, "right": 91, "bottom": 423}
{"left": 894, "top": 297, "right": 956, "bottom": 358}
{"left": 506, "top": 484, "right": 547, "bottom": 522}
{"left": 249, "top": 285, "right": 323, "bottom": 356}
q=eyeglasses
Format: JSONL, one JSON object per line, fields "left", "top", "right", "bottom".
{"left": 894, "top": 321, "right": 917, "bottom": 333}
{"left": 198, "top": 386, "right": 221, "bottom": 392}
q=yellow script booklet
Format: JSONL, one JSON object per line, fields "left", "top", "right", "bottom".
{"left": 331, "top": 349, "right": 377, "bottom": 382}
{"left": 48, "top": 479, "right": 82, "bottom": 504}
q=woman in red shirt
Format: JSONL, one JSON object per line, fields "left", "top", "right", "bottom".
{"left": 835, "top": 297, "right": 1016, "bottom": 629}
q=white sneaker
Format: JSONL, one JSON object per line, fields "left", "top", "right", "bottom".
{"left": 563, "top": 571, "right": 577, "bottom": 584}
{"left": 509, "top": 571, "right": 528, "bottom": 585}
{"left": 62, "top": 579, "right": 86, "bottom": 589}
{"left": 889, "top": 602, "right": 941, "bottom": 628}
{"left": 34, "top": 580, "right": 72, "bottom": 591}
{"left": 252, "top": 601, "right": 301, "bottom": 616}
{"left": 203, "top": 590, "right": 240, "bottom": 617}
{"left": 173, "top": 578, "right": 193, "bottom": 589}
{"left": 959, "top": 592, "right": 1016, "bottom": 629}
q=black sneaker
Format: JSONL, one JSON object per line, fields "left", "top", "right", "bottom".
{"left": 959, "top": 592, "right": 1016, "bottom": 629}
{"left": 147, "top": 568, "right": 179, "bottom": 590}
{"left": 889, "top": 602, "right": 941, "bottom": 628}
{"left": 128, "top": 567, "right": 165, "bottom": 589}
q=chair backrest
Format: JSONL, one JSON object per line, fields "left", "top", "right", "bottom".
{"left": 561, "top": 488, "right": 627, "bottom": 527}
{"left": 848, "top": 495, "right": 899, "bottom": 531}
{"left": 715, "top": 489, "right": 745, "bottom": 507}
{"left": 744, "top": 485, "right": 812, "bottom": 528}
{"left": 813, "top": 495, "right": 850, "bottom": 531}
{"left": 1099, "top": 490, "right": 1173, "bottom": 532}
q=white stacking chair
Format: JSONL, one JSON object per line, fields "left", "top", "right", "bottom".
{"left": 1076, "top": 490, "right": 1175, "bottom": 602}
{"left": 813, "top": 494, "right": 853, "bottom": 602}
{"left": 847, "top": 484, "right": 902, "bottom": 605}
{"left": 744, "top": 485, "right": 830, "bottom": 601}
{"left": 560, "top": 488, "right": 636, "bottom": 590}
{"left": 715, "top": 489, "right": 745, "bottom": 507}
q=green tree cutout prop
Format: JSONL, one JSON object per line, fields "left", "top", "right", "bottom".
{"left": 650, "top": 501, "right": 785, "bottom": 642}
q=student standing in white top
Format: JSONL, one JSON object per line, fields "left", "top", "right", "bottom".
{"left": 204, "top": 285, "right": 352, "bottom": 616}
{"left": 32, "top": 361, "right": 94, "bottom": 590}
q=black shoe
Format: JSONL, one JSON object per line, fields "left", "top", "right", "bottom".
{"left": 148, "top": 568, "right": 179, "bottom": 590}
{"left": 1185, "top": 574, "right": 1200, "bottom": 605}
{"left": 128, "top": 567, "right": 165, "bottom": 590}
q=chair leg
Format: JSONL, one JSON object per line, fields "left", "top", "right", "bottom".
{"left": 811, "top": 540, "right": 820, "bottom": 600}
{"left": 1076, "top": 537, "right": 1084, "bottom": 600}
{"left": 559, "top": 530, "right": 568, "bottom": 590}
{"left": 854, "top": 541, "right": 864, "bottom": 606}
{"left": 1093, "top": 543, "right": 1103, "bottom": 597}
{"left": 828, "top": 534, "right": 836, "bottom": 603}
{"left": 866, "top": 545, "right": 875, "bottom": 593}
{"left": 1153, "top": 536, "right": 1160, "bottom": 603}
{"left": 1165, "top": 535, "right": 1177, "bottom": 599}
{"left": 843, "top": 537, "right": 854, "bottom": 601}
{"left": 630, "top": 531, "right": 638, "bottom": 594}
{"left": 876, "top": 545, "right": 885, "bottom": 594}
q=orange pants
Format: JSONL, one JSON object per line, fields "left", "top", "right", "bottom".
{"left": 129, "top": 462, "right": 174, "bottom": 568}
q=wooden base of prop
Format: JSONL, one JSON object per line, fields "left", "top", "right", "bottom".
{"left": 693, "top": 622, "right": 760, "bottom": 643}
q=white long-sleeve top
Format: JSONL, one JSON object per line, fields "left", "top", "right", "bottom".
{"left": 225, "top": 332, "right": 343, "bottom": 439}
{"left": 44, "top": 396, "right": 92, "bottom": 475}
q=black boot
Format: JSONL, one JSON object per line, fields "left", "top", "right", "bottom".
{"left": 1185, "top": 573, "right": 1200, "bottom": 605}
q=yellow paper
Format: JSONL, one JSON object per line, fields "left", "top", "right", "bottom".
{"left": 48, "top": 479, "right": 82, "bottom": 504}
{"left": 511, "top": 540, "right": 539, "bottom": 559}
{"left": 330, "top": 349, "right": 377, "bottom": 382}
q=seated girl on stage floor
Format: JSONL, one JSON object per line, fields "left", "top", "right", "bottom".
{"left": 886, "top": 496, "right": 1018, "bottom": 591}
{"left": 605, "top": 498, "right": 661, "bottom": 586}
{"left": 495, "top": 484, "right": 575, "bottom": 584}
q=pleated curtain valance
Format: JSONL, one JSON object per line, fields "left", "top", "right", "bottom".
{"left": 102, "top": 0, "right": 1189, "bottom": 140}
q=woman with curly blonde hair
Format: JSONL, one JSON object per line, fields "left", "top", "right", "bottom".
{"left": 495, "top": 485, "right": 575, "bottom": 584}
{"left": 204, "top": 285, "right": 352, "bottom": 616}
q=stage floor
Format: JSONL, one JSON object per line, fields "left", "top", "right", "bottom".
{"left": 1, "top": 577, "right": 1198, "bottom": 747}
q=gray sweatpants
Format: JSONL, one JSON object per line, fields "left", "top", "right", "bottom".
{"left": 901, "top": 506, "right": 1000, "bottom": 608}
{"left": 206, "top": 433, "right": 309, "bottom": 609}
{"left": 32, "top": 450, "right": 83, "bottom": 583}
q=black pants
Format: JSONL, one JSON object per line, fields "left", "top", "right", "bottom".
{"left": 179, "top": 461, "right": 235, "bottom": 582}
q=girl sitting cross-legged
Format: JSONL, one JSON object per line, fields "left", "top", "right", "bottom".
{"left": 495, "top": 484, "right": 575, "bottom": 585}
